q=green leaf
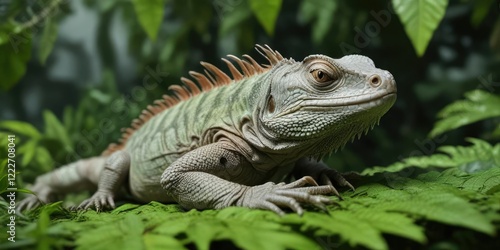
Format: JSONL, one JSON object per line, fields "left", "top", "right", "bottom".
{"left": 462, "top": 167, "right": 500, "bottom": 193}
{"left": 143, "top": 234, "right": 186, "bottom": 249}
{"left": 76, "top": 214, "right": 146, "bottom": 250}
{"left": 151, "top": 209, "right": 320, "bottom": 250}
{"left": 226, "top": 223, "right": 320, "bottom": 250}
{"left": 471, "top": 0, "right": 494, "bottom": 27}
{"left": 131, "top": 0, "right": 166, "bottom": 41}
{"left": 348, "top": 209, "right": 426, "bottom": 244}
{"left": 0, "top": 121, "right": 41, "bottom": 138}
{"left": 294, "top": 212, "right": 388, "bottom": 250}
{"left": 374, "top": 189, "right": 495, "bottom": 235}
{"left": 392, "top": 0, "right": 448, "bottom": 56}
{"left": 0, "top": 32, "right": 32, "bottom": 90}
{"left": 298, "top": 0, "right": 337, "bottom": 44}
{"left": 492, "top": 123, "right": 500, "bottom": 139}
{"left": 219, "top": 4, "right": 252, "bottom": 36}
{"left": 362, "top": 139, "right": 500, "bottom": 176}
{"left": 39, "top": 16, "right": 58, "bottom": 65}
{"left": 43, "top": 110, "right": 72, "bottom": 150}
{"left": 249, "top": 0, "right": 282, "bottom": 36}
{"left": 34, "top": 146, "right": 55, "bottom": 172}
{"left": 0, "top": 159, "right": 7, "bottom": 193}
{"left": 62, "top": 106, "right": 74, "bottom": 132}
{"left": 429, "top": 90, "right": 500, "bottom": 137}
{"left": 18, "top": 139, "right": 38, "bottom": 166}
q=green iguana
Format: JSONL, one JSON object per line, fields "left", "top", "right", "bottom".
{"left": 18, "top": 45, "right": 396, "bottom": 215}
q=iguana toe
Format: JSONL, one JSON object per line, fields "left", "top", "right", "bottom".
{"left": 77, "top": 191, "right": 116, "bottom": 211}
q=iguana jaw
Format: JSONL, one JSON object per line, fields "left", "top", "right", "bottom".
{"left": 307, "top": 93, "right": 397, "bottom": 156}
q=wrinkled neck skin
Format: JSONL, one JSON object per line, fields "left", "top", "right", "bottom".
{"left": 242, "top": 54, "right": 397, "bottom": 169}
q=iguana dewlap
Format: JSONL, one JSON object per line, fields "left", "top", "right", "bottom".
{"left": 18, "top": 45, "right": 396, "bottom": 215}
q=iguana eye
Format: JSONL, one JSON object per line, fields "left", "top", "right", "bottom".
{"left": 311, "top": 69, "right": 332, "bottom": 83}
{"left": 310, "top": 68, "right": 338, "bottom": 88}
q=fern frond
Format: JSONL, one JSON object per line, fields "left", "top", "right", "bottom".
{"left": 429, "top": 90, "right": 500, "bottom": 138}
{"left": 362, "top": 138, "right": 499, "bottom": 176}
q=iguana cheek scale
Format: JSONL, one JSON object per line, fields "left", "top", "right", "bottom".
{"left": 18, "top": 45, "right": 397, "bottom": 215}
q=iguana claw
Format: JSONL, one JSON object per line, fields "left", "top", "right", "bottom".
{"left": 239, "top": 176, "right": 335, "bottom": 216}
{"left": 319, "top": 169, "right": 356, "bottom": 198}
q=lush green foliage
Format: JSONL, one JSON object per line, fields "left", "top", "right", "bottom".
{"left": 1, "top": 138, "right": 499, "bottom": 249}
{"left": 0, "top": 0, "right": 460, "bottom": 90}
{"left": 0, "top": 71, "right": 142, "bottom": 184}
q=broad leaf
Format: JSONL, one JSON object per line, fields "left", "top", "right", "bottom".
{"left": 0, "top": 121, "right": 41, "bottom": 138}
{"left": 18, "top": 139, "right": 38, "bottom": 166}
{"left": 298, "top": 0, "right": 337, "bottom": 44}
{"left": 131, "top": 0, "right": 166, "bottom": 41}
{"left": 39, "top": 17, "right": 58, "bottom": 65}
{"left": 249, "top": 0, "right": 282, "bottom": 36}
{"left": 43, "top": 110, "right": 72, "bottom": 150}
{"left": 0, "top": 31, "right": 32, "bottom": 90}
{"left": 392, "top": 0, "right": 448, "bottom": 56}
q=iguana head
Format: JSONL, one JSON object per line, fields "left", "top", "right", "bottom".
{"left": 253, "top": 53, "right": 397, "bottom": 157}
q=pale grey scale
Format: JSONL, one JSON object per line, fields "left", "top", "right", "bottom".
{"left": 175, "top": 107, "right": 191, "bottom": 146}
{"left": 192, "top": 92, "right": 210, "bottom": 122}
{"left": 157, "top": 102, "right": 179, "bottom": 132}
{"left": 182, "top": 91, "right": 207, "bottom": 139}
{"left": 227, "top": 79, "right": 253, "bottom": 114}
{"left": 199, "top": 85, "right": 231, "bottom": 128}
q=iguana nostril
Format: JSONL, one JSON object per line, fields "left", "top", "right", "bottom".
{"left": 369, "top": 75, "right": 382, "bottom": 87}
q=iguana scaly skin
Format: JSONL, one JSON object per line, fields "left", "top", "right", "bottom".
{"left": 18, "top": 45, "right": 396, "bottom": 215}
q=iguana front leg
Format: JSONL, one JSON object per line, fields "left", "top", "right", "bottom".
{"left": 77, "top": 150, "right": 130, "bottom": 211}
{"left": 161, "top": 142, "right": 336, "bottom": 215}
{"left": 293, "top": 158, "right": 355, "bottom": 198}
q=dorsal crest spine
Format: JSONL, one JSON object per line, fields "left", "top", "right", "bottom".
{"left": 103, "top": 44, "right": 284, "bottom": 155}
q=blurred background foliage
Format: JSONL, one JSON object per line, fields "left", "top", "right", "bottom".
{"left": 0, "top": 0, "right": 499, "bottom": 183}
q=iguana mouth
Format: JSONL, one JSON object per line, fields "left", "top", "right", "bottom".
{"left": 304, "top": 92, "right": 396, "bottom": 109}
{"left": 280, "top": 92, "right": 396, "bottom": 115}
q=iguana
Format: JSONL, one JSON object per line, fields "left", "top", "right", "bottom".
{"left": 18, "top": 44, "right": 396, "bottom": 215}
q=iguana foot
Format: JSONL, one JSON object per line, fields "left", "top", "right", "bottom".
{"left": 17, "top": 185, "right": 55, "bottom": 212}
{"left": 17, "top": 196, "right": 44, "bottom": 212}
{"left": 239, "top": 176, "right": 336, "bottom": 216}
{"left": 77, "top": 191, "right": 116, "bottom": 212}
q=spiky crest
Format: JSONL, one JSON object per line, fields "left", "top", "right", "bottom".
{"left": 102, "top": 44, "right": 284, "bottom": 156}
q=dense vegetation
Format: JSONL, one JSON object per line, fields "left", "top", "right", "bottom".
{"left": 1, "top": 0, "right": 499, "bottom": 249}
